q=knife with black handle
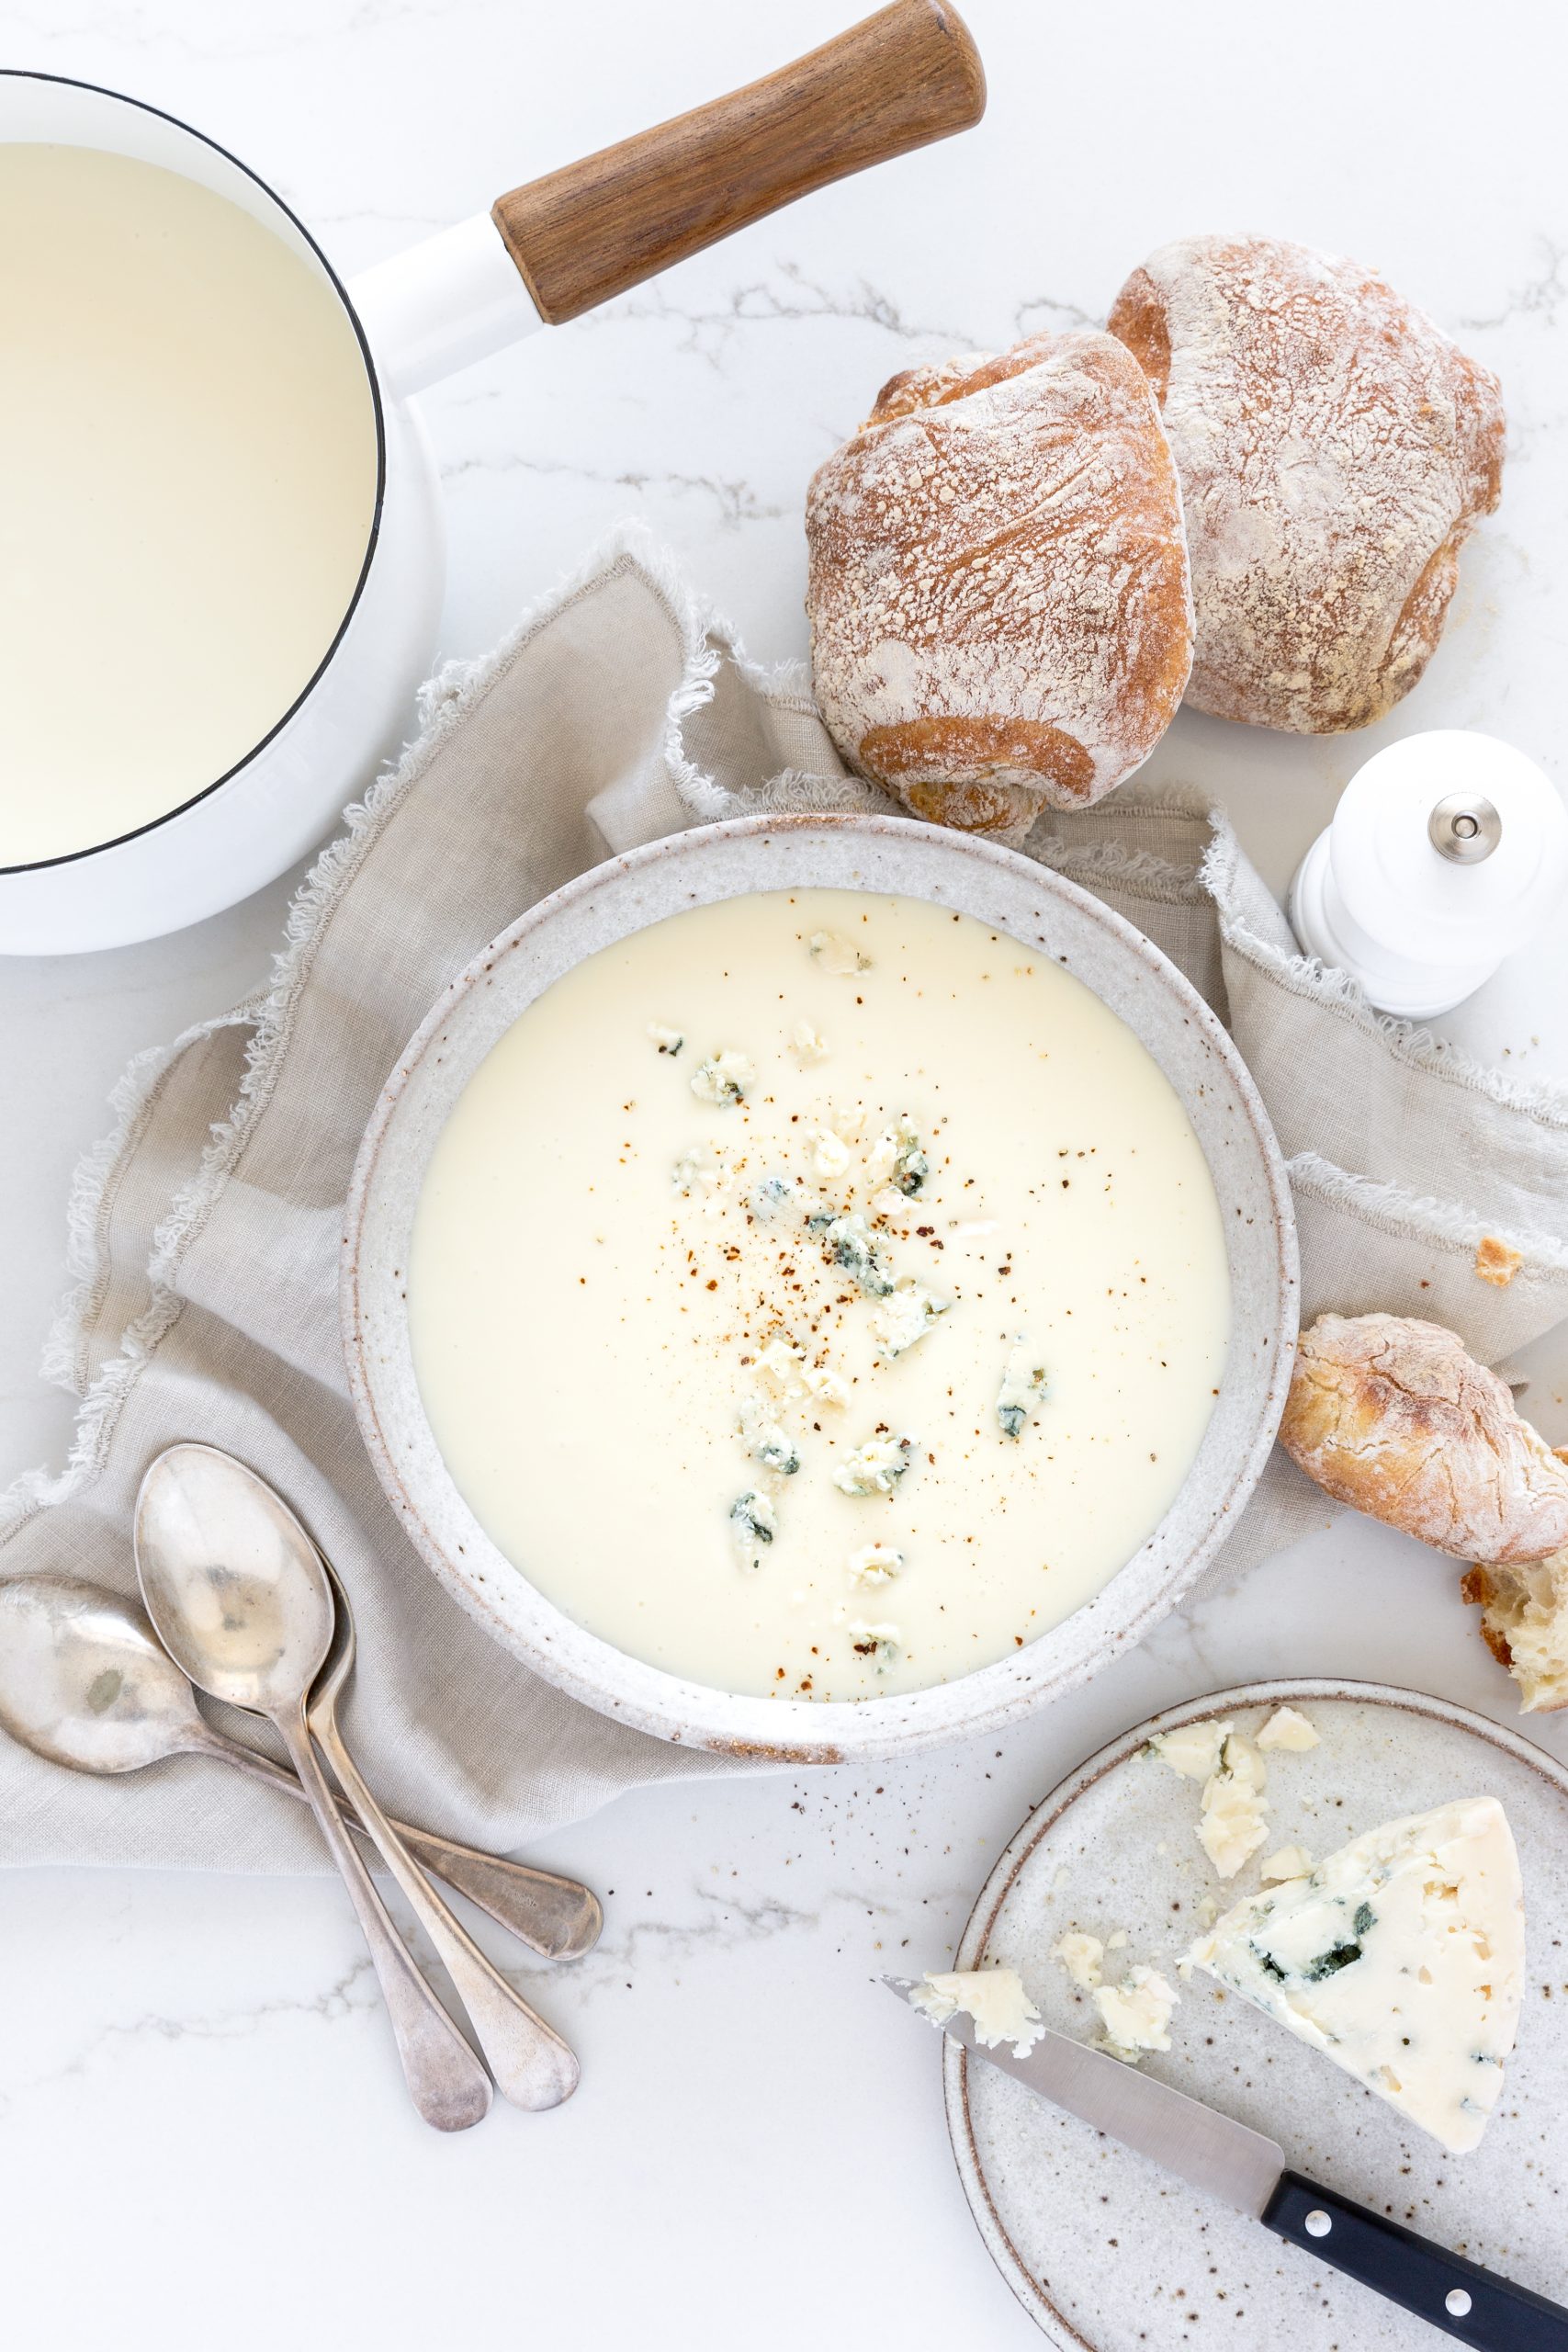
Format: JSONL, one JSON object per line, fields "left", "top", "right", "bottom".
{"left": 885, "top": 1978, "right": 1568, "bottom": 2347}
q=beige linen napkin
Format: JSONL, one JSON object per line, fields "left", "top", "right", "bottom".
{"left": 6, "top": 527, "right": 1567, "bottom": 1871}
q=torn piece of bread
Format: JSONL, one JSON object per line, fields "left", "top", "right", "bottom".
{"left": 1462, "top": 1553, "right": 1568, "bottom": 1712}
{"left": 1279, "top": 1313, "right": 1568, "bottom": 1564}
{"left": 1474, "top": 1235, "right": 1525, "bottom": 1288}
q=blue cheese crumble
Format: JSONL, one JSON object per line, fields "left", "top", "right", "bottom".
{"left": 672, "top": 1143, "right": 722, "bottom": 1200}
{"left": 808, "top": 928, "right": 872, "bottom": 976}
{"left": 833, "top": 1435, "right": 914, "bottom": 1497}
{"left": 738, "top": 1396, "right": 801, "bottom": 1478}
{"left": 1148, "top": 1718, "right": 1227, "bottom": 1781}
{"left": 1051, "top": 1931, "right": 1105, "bottom": 1990}
{"left": 847, "top": 1542, "right": 904, "bottom": 1586}
{"left": 866, "top": 1114, "right": 929, "bottom": 1198}
{"left": 728, "top": 1489, "right": 777, "bottom": 1571}
{"left": 690, "top": 1049, "right": 753, "bottom": 1107}
{"left": 817, "top": 1211, "right": 895, "bottom": 1297}
{"left": 997, "top": 1337, "right": 1048, "bottom": 1439}
{"left": 1196, "top": 1731, "right": 1270, "bottom": 1878}
{"left": 911, "top": 1967, "right": 1044, "bottom": 2057}
{"left": 1152, "top": 1719, "right": 1271, "bottom": 1877}
{"left": 752, "top": 1339, "right": 810, "bottom": 1400}
{"left": 1093, "top": 1966, "right": 1179, "bottom": 2064}
{"left": 871, "top": 1282, "right": 949, "bottom": 1359}
{"left": 1257, "top": 1704, "right": 1320, "bottom": 1752}
{"left": 1260, "top": 1845, "right": 1314, "bottom": 1883}
{"left": 809, "top": 1126, "right": 854, "bottom": 1183}
{"left": 751, "top": 1174, "right": 798, "bottom": 1220}
{"left": 647, "top": 1022, "right": 683, "bottom": 1056}
{"left": 848, "top": 1618, "right": 900, "bottom": 1671}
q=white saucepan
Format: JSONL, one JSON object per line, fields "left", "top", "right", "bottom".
{"left": 0, "top": 3, "right": 983, "bottom": 955}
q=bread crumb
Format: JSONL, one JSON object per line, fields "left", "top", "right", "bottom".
{"left": 1475, "top": 1235, "right": 1525, "bottom": 1287}
{"left": 1462, "top": 1554, "right": 1568, "bottom": 1712}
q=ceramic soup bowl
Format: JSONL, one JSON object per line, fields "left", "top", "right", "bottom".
{"left": 343, "top": 814, "right": 1298, "bottom": 1762}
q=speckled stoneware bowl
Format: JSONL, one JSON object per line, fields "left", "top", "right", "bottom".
{"left": 343, "top": 813, "right": 1298, "bottom": 1761}
{"left": 943, "top": 1679, "right": 1568, "bottom": 2349}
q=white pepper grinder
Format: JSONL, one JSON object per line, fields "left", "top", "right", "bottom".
{"left": 1288, "top": 729, "right": 1568, "bottom": 1018}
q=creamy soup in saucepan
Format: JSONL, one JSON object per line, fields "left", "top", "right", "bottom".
{"left": 408, "top": 889, "right": 1231, "bottom": 1702}
{"left": 0, "top": 144, "right": 378, "bottom": 865}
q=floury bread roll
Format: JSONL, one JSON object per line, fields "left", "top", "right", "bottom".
{"left": 1108, "top": 237, "right": 1506, "bottom": 732}
{"left": 1279, "top": 1313, "right": 1568, "bottom": 1564}
{"left": 805, "top": 332, "right": 1193, "bottom": 833}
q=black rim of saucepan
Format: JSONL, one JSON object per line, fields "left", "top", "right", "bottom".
{"left": 1, "top": 69, "right": 389, "bottom": 876}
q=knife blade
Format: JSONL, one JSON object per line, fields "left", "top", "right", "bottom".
{"left": 884, "top": 1975, "right": 1568, "bottom": 2349}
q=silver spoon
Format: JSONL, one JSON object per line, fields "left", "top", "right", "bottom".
{"left": 308, "top": 1549, "right": 579, "bottom": 2110}
{"left": 136, "top": 1442, "right": 580, "bottom": 2113}
{"left": 0, "top": 1575, "right": 602, "bottom": 1960}
{"left": 134, "top": 1442, "right": 492, "bottom": 2132}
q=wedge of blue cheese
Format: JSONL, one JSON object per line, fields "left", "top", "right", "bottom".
{"left": 1187, "top": 1796, "right": 1525, "bottom": 2154}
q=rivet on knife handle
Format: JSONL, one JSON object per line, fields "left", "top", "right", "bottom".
{"left": 1263, "top": 2171, "right": 1568, "bottom": 2349}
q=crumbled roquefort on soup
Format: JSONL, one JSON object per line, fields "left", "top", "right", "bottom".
{"left": 406, "top": 888, "right": 1231, "bottom": 1699}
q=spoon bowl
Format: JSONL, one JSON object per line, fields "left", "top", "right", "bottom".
{"left": 135, "top": 1442, "right": 336, "bottom": 1713}
{"left": 0, "top": 1577, "right": 209, "bottom": 1775}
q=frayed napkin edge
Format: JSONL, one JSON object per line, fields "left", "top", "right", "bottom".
{"left": 0, "top": 521, "right": 752, "bottom": 1541}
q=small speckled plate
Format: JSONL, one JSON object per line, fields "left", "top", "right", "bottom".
{"left": 344, "top": 814, "right": 1297, "bottom": 1762}
{"left": 944, "top": 1678, "right": 1568, "bottom": 2348}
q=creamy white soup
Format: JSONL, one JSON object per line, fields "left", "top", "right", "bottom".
{"left": 0, "top": 144, "right": 378, "bottom": 865}
{"left": 408, "top": 889, "right": 1231, "bottom": 1701}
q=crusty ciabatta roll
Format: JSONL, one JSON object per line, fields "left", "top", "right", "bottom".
{"left": 1107, "top": 236, "right": 1505, "bottom": 733}
{"left": 1279, "top": 1313, "right": 1568, "bottom": 1564}
{"left": 805, "top": 330, "right": 1193, "bottom": 834}
{"left": 1462, "top": 1555, "right": 1568, "bottom": 1713}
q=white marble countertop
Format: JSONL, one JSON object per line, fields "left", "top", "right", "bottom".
{"left": 4, "top": 3, "right": 1567, "bottom": 2345}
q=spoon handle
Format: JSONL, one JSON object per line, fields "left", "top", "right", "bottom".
{"left": 273, "top": 1710, "right": 493, "bottom": 2132}
{"left": 389, "top": 1828, "right": 603, "bottom": 1964}
{"left": 310, "top": 1700, "right": 580, "bottom": 2113}
{"left": 189, "top": 1724, "right": 601, "bottom": 1958}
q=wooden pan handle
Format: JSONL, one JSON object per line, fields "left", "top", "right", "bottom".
{"left": 491, "top": 0, "right": 985, "bottom": 325}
